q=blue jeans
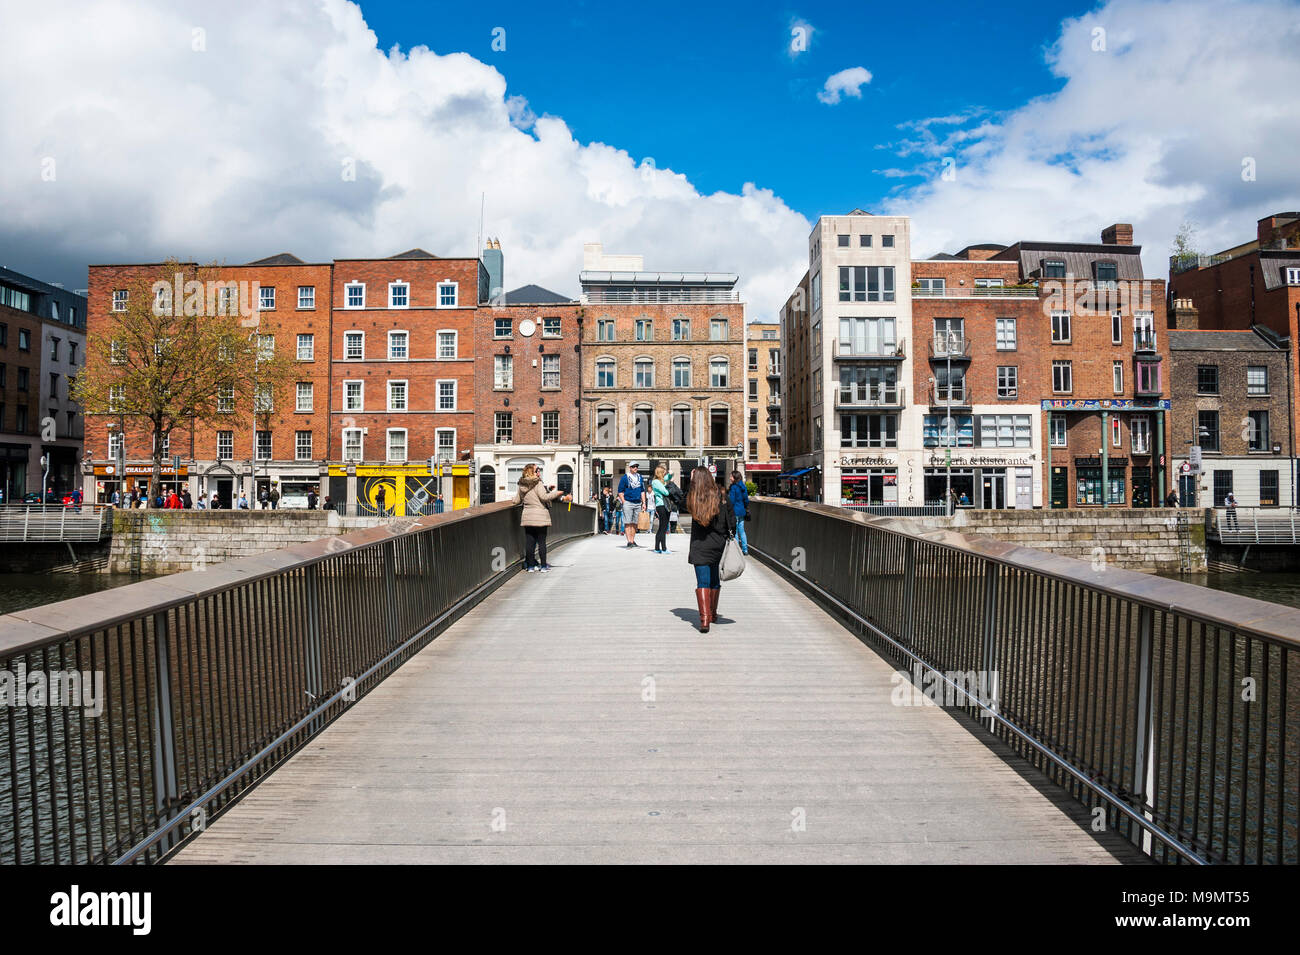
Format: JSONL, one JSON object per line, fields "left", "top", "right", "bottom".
{"left": 735, "top": 516, "right": 747, "bottom": 554}
{"left": 694, "top": 563, "right": 720, "bottom": 588}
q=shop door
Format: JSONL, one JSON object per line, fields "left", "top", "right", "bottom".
{"left": 1178, "top": 474, "right": 1197, "bottom": 507}
{"left": 1050, "top": 466, "right": 1068, "bottom": 509}
{"left": 216, "top": 479, "right": 234, "bottom": 510}
{"left": 1132, "top": 467, "right": 1152, "bottom": 507}
{"left": 981, "top": 471, "right": 1007, "bottom": 509}
{"left": 1015, "top": 469, "right": 1033, "bottom": 509}
{"left": 453, "top": 475, "right": 470, "bottom": 510}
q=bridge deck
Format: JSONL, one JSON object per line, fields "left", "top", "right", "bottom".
{"left": 175, "top": 531, "right": 1137, "bottom": 864}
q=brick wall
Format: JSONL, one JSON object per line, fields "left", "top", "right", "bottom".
{"left": 474, "top": 302, "right": 582, "bottom": 445}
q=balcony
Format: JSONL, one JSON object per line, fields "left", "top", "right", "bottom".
{"left": 912, "top": 285, "right": 1039, "bottom": 299}
{"left": 836, "top": 385, "right": 906, "bottom": 410}
{"left": 1133, "top": 330, "right": 1158, "bottom": 353}
{"left": 766, "top": 365, "right": 781, "bottom": 380}
{"left": 766, "top": 393, "right": 781, "bottom": 409}
{"left": 767, "top": 426, "right": 781, "bottom": 439}
{"left": 834, "top": 337, "right": 905, "bottom": 361}
{"left": 928, "top": 383, "right": 970, "bottom": 409}
{"left": 928, "top": 334, "right": 972, "bottom": 361}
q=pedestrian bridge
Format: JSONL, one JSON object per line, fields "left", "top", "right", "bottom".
{"left": 1, "top": 500, "right": 1296, "bottom": 865}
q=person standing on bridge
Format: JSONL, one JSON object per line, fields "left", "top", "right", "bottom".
{"left": 516, "top": 464, "right": 570, "bottom": 573}
{"left": 617, "top": 462, "right": 647, "bottom": 548}
{"left": 687, "top": 466, "right": 735, "bottom": 633}
{"left": 650, "top": 465, "right": 671, "bottom": 554}
{"left": 726, "top": 470, "right": 750, "bottom": 556}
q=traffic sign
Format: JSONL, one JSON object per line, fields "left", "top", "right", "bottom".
{"left": 708, "top": 464, "right": 717, "bottom": 476}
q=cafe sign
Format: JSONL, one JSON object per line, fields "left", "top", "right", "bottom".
{"left": 839, "top": 455, "right": 895, "bottom": 467}
{"left": 926, "top": 454, "right": 1033, "bottom": 467}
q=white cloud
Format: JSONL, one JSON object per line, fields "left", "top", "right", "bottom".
{"left": 885, "top": 0, "right": 1300, "bottom": 273}
{"left": 817, "top": 67, "right": 872, "bottom": 105}
{"left": 0, "top": 0, "right": 809, "bottom": 318}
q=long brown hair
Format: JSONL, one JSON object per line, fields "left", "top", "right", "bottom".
{"left": 686, "top": 466, "right": 721, "bottom": 525}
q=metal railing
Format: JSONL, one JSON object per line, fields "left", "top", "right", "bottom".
{"left": 746, "top": 497, "right": 1299, "bottom": 864}
{"left": 0, "top": 506, "right": 111, "bottom": 542}
{"left": 1209, "top": 507, "right": 1300, "bottom": 544}
{"left": 929, "top": 383, "right": 970, "bottom": 405}
{"left": 1171, "top": 254, "right": 1233, "bottom": 274}
{"left": 930, "top": 334, "right": 972, "bottom": 359}
{"left": 836, "top": 385, "right": 906, "bottom": 409}
{"left": 912, "top": 286, "right": 1039, "bottom": 299}
{"left": 582, "top": 289, "right": 738, "bottom": 304}
{"left": 834, "top": 337, "right": 906, "bottom": 360}
{"left": 840, "top": 504, "right": 948, "bottom": 517}
{"left": 0, "top": 500, "right": 597, "bottom": 864}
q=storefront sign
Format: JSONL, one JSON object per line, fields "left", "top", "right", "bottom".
{"left": 1074, "top": 457, "right": 1128, "bottom": 467}
{"left": 94, "top": 464, "right": 188, "bottom": 477}
{"left": 926, "top": 455, "right": 1033, "bottom": 467}
{"left": 839, "top": 455, "right": 895, "bottom": 467}
{"left": 1042, "top": 399, "right": 1171, "bottom": 411}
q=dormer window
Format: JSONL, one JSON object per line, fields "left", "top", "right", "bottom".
{"left": 1094, "top": 261, "right": 1118, "bottom": 287}
{"left": 1042, "top": 259, "right": 1066, "bottom": 279}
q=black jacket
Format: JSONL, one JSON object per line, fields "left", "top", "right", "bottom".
{"left": 688, "top": 500, "right": 736, "bottom": 566}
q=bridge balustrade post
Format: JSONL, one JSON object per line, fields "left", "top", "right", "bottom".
{"left": 901, "top": 538, "right": 916, "bottom": 646}
{"left": 149, "top": 610, "right": 181, "bottom": 856}
{"left": 1131, "top": 604, "right": 1157, "bottom": 857}
{"left": 383, "top": 542, "right": 399, "bottom": 646}
{"left": 981, "top": 561, "right": 999, "bottom": 730}
{"left": 304, "top": 563, "right": 324, "bottom": 733}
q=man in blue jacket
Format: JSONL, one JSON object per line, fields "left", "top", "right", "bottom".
{"left": 616, "top": 462, "right": 646, "bottom": 548}
{"left": 727, "top": 470, "right": 750, "bottom": 555}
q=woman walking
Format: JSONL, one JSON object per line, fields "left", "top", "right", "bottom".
{"left": 651, "top": 465, "right": 671, "bottom": 554}
{"left": 515, "top": 464, "right": 571, "bottom": 573}
{"left": 726, "top": 470, "right": 750, "bottom": 556}
{"left": 686, "top": 466, "right": 736, "bottom": 633}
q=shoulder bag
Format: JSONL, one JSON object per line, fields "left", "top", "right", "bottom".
{"left": 720, "top": 534, "right": 746, "bottom": 581}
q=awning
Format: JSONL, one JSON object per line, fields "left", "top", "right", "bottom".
{"left": 779, "top": 467, "right": 816, "bottom": 479}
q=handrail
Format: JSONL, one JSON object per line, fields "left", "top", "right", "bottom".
{"left": 0, "top": 501, "right": 598, "bottom": 863}
{"left": 746, "top": 497, "right": 1299, "bottom": 865}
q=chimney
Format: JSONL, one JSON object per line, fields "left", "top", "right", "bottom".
{"left": 1172, "top": 298, "right": 1199, "bottom": 330}
{"left": 482, "top": 238, "right": 504, "bottom": 304}
{"left": 1102, "top": 223, "right": 1134, "bottom": 246}
{"left": 1257, "top": 213, "right": 1300, "bottom": 248}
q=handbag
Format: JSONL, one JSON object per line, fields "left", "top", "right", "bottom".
{"left": 637, "top": 508, "right": 651, "bottom": 531}
{"left": 720, "top": 535, "right": 746, "bottom": 581}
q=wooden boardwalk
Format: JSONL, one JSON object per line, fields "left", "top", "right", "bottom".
{"left": 175, "top": 531, "right": 1139, "bottom": 864}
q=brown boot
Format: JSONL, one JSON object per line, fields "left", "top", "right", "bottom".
{"left": 710, "top": 587, "right": 720, "bottom": 622}
{"left": 695, "top": 588, "right": 712, "bottom": 632}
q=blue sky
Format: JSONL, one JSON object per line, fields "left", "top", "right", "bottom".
{"left": 359, "top": 0, "right": 1084, "bottom": 223}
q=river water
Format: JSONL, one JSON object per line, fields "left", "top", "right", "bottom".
{"left": 0, "top": 572, "right": 146, "bottom": 616}
{"left": 1156, "top": 571, "right": 1300, "bottom": 610}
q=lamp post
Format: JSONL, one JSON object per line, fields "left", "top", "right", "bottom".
{"left": 692, "top": 394, "right": 709, "bottom": 472}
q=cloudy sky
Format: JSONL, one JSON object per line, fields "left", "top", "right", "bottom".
{"left": 1, "top": 0, "right": 1297, "bottom": 319}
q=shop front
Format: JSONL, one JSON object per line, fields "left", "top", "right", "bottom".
{"left": 1074, "top": 457, "right": 1128, "bottom": 507}
{"left": 923, "top": 453, "right": 1036, "bottom": 508}
{"left": 475, "top": 445, "right": 581, "bottom": 504}
{"left": 744, "top": 463, "right": 781, "bottom": 495}
{"left": 93, "top": 463, "right": 189, "bottom": 504}
{"left": 327, "top": 462, "right": 470, "bottom": 515}
{"left": 837, "top": 454, "right": 898, "bottom": 507}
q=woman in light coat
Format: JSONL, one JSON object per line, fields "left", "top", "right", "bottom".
{"left": 515, "top": 464, "right": 571, "bottom": 573}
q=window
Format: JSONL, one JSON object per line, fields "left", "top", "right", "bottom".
{"left": 597, "top": 319, "right": 614, "bottom": 341}
{"left": 343, "top": 428, "right": 363, "bottom": 461}
{"left": 1247, "top": 366, "right": 1268, "bottom": 395}
{"left": 17, "top": 367, "right": 29, "bottom": 391}
{"left": 838, "top": 266, "right": 896, "bottom": 302}
{"left": 295, "top": 382, "right": 313, "bottom": 412}
{"left": 995, "top": 318, "right": 1017, "bottom": 350}
{"left": 389, "top": 283, "right": 409, "bottom": 308}
{"left": 634, "top": 407, "right": 654, "bottom": 446}
{"left": 437, "top": 282, "right": 458, "bottom": 307}
{"left": 1112, "top": 310, "right": 1122, "bottom": 345}
{"left": 635, "top": 319, "right": 653, "bottom": 341}
{"left": 435, "top": 429, "right": 456, "bottom": 461}
{"left": 922, "top": 414, "right": 974, "bottom": 448}
{"left": 1134, "top": 311, "right": 1157, "bottom": 351}
{"left": 1042, "top": 260, "right": 1066, "bottom": 279}
{"left": 217, "top": 431, "right": 233, "bottom": 460}
{"left": 494, "top": 317, "right": 512, "bottom": 338}
{"left": 1286, "top": 268, "right": 1300, "bottom": 285}
{"left": 811, "top": 272, "right": 821, "bottom": 313}
{"left": 494, "top": 355, "right": 513, "bottom": 389}
{"left": 838, "top": 317, "right": 897, "bottom": 356}
{"left": 18, "top": 329, "right": 30, "bottom": 352}
{"left": 388, "top": 380, "right": 407, "bottom": 412}
{"left": 542, "top": 317, "right": 561, "bottom": 338}
{"left": 1213, "top": 470, "right": 1233, "bottom": 507}
{"left": 672, "top": 318, "right": 690, "bottom": 341}
{"left": 916, "top": 278, "right": 945, "bottom": 293}
{"left": 813, "top": 415, "right": 822, "bottom": 450}
{"left": 1135, "top": 361, "right": 1161, "bottom": 394}
{"left": 256, "top": 431, "right": 272, "bottom": 460}
{"left": 387, "top": 429, "right": 407, "bottom": 462}
{"left": 749, "top": 408, "right": 758, "bottom": 431}
{"left": 437, "top": 380, "right": 457, "bottom": 410}
{"left": 386, "top": 330, "right": 408, "bottom": 360}
{"left": 112, "top": 290, "right": 128, "bottom": 311}
{"left": 1052, "top": 360, "right": 1072, "bottom": 393}
{"left": 218, "top": 385, "right": 234, "bottom": 413}
{"left": 748, "top": 348, "right": 758, "bottom": 371}
{"left": 1248, "top": 411, "right": 1270, "bottom": 452}
{"left": 298, "top": 286, "right": 315, "bottom": 309}
{"left": 672, "top": 358, "right": 691, "bottom": 388}
{"left": 345, "top": 283, "right": 365, "bottom": 308}
{"left": 1050, "top": 311, "right": 1071, "bottom": 343}
{"left": 254, "top": 383, "right": 273, "bottom": 412}
{"left": 344, "top": 331, "right": 364, "bottom": 359}
{"left": 1112, "top": 417, "right": 1122, "bottom": 448}
{"left": 494, "top": 412, "right": 513, "bottom": 443}
{"left": 1198, "top": 410, "right": 1219, "bottom": 451}
{"left": 1107, "top": 472, "right": 1126, "bottom": 506}
{"left": 297, "top": 333, "right": 314, "bottom": 361}
{"left": 979, "top": 414, "right": 1032, "bottom": 449}
{"left": 256, "top": 335, "right": 275, "bottom": 361}
{"left": 671, "top": 407, "right": 691, "bottom": 445}
{"left": 542, "top": 354, "right": 560, "bottom": 389}
{"left": 974, "top": 278, "right": 1004, "bottom": 289}
{"left": 107, "top": 430, "right": 124, "bottom": 460}
{"left": 710, "top": 318, "right": 727, "bottom": 341}
{"left": 542, "top": 411, "right": 559, "bottom": 443}
{"left": 259, "top": 287, "right": 275, "bottom": 311}
{"left": 837, "top": 234, "right": 850, "bottom": 248}
{"left": 438, "top": 331, "right": 457, "bottom": 358}
{"left": 14, "top": 406, "right": 26, "bottom": 431}
{"left": 1197, "top": 365, "right": 1219, "bottom": 394}
{"left": 1049, "top": 416, "right": 1067, "bottom": 447}
{"left": 1094, "top": 262, "right": 1118, "bottom": 286}
{"left": 596, "top": 359, "right": 616, "bottom": 388}
{"left": 749, "top": 440, "right": 758, "bottom": 459}
{"left": 49, "top": 337, "right": 59, "bottom": 360}
{"left": 709, "top": 358, "right": 729, "bottom": 388}
{"left": 1260, "top": 470, "right": 1280, "bottom": 507}
{"left": 881, "top": 235, "right": 895, "bottom": 248}
{"left": 1113, "top": 361, "right": 1124, "bottom": 395}
{"left": 344, "top": 380, "right": 363, "bottom": 411}
{"left": 748, "top": 378, "right": 758, "bottom": 401}
{"left": 596, "top": 408, "right": 616, "bottom": 444}
{"left": 635, "top": 359, "right": 654, "bottom": 388}
{"left": 859, "top": 234, "right": 872, "bottom": 247}
{"left": 69, "top": 342, "right": 77, "bottom": 365}
{"left": 295, "top": 431, "right": 313, "bottom": 460}
{"left": 108, "top": 385, "right": 124, "bottom": 412}
{"left": 838, "top": 364, "right": 897, "bottom": 404}
{"left": 49, "top": 372, "right": 59, "bottom": 398}
{"left": 1131, "top": 416, "right": 1151, "bottom": 454}
{"left": 996, "top": 366, "right": 1018, "bottom": 398}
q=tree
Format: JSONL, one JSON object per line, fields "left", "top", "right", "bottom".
{"left": 1171, "top": 220, "right": 1201, "bottom": 266}
{"left": 70, "top": 260, "right": 295, "bottom": 502}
